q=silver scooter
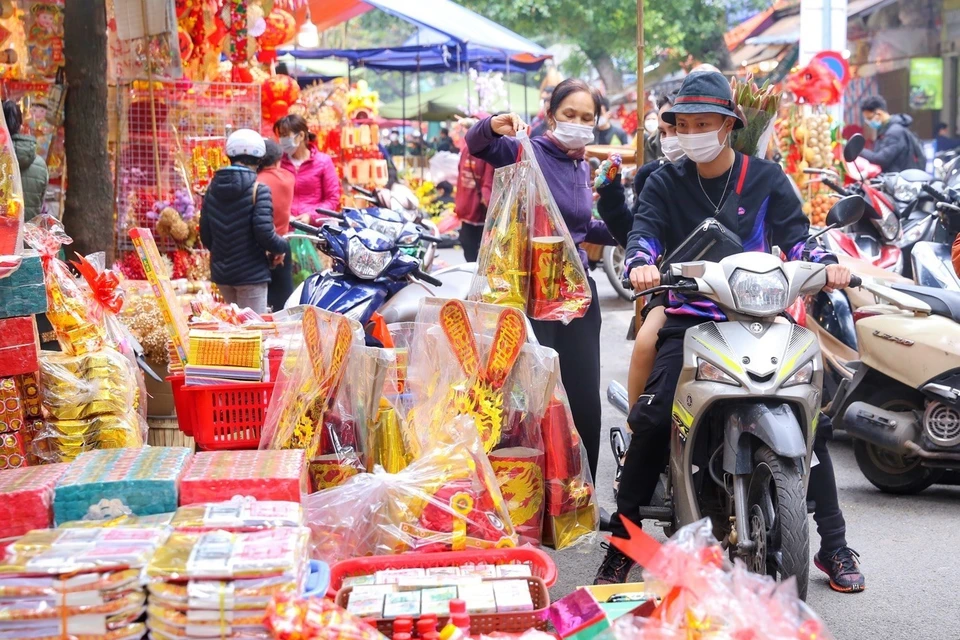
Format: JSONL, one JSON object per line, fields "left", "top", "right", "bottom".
{"left": 608, "top": 196, "right": 865, "bottom": 600}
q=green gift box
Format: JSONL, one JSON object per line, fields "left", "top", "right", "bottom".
{"left": 0, "top": 252, "right": 47, "bottom": 320}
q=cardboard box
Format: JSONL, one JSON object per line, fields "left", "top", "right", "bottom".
{"left": 346, "top": 593, "right": 385, "bottom": 618}
{"left": 143, "top": 358, "right": 175, "bottom": 418}
{"left": 0, "top": 252, "right": 46, "bottom": 320}
{"left": 456, "top": 583, "right": 497, "bottom": 614}
{"left": 0, "top": 317, "right": 39, "bottom": 377}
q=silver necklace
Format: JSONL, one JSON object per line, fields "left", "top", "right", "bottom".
{"left": 698, "top": 165, "right": 734, "bottom": 216}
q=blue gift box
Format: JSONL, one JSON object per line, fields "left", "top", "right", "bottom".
{"left": 0, "top": 252, "right": 47, "bottom": 320}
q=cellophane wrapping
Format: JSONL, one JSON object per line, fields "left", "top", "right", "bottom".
{"left": 403, "top": 298, "right": 557, "bottom": 545}
{"left": 266, "top": 595, "right": 388, "bottom": 640}
{"left": 0, "top": 107, "right": 24, "bottom": 271}
{"left": 170, "top": 497, "right": 304, "bottom": 532}
{"left": 259, "top": 306, "right": 363, "bottom": 462}
{"left": 304, "top": 431, "right": 517, "bottom": 565}
{"left": 540, "top": 382, "right": 599, "bottom": 550}
{"left": 145, "top": 527, "right": 311, "bottom": 640}
{"left": 312, "top": 345, "right": 398, "bottom": 489}
{"left": 601, "top": 519, "right": 833, "bottom": 640}
{"left": 24, "top": 215, "right": 107, "bottom": 356}
{"left": 0, "top": 463, "right": 70, "bottom": 540}
{"left": 0, "top": 525, "right": 166, "bottom": 640}
{"left": 178, "top": 449, "right": 308, "bottom": 505}
{"left": 33, "top": 348, "right": 147, "bottom": 464}
{"left": 468, "top": 132, "right": 592, "bottom": 325}
{"left": 52, "top": 447, "right": 192, "bottom": 525}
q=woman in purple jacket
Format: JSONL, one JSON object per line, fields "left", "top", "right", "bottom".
{"left": 466, "top": 79, "right": 616, "bottom": 481}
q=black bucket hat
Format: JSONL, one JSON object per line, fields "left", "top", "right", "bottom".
{"left": 663, "top": 71, "right": 744, "bottom": 130}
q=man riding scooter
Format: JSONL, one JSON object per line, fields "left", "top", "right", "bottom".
{"left": 595, "top": 71, "right": 866, "bottom": 594}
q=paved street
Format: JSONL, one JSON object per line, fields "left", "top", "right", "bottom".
{"left": 541, "top": 267, "right": 960, "bottom": 640}
{"left": 435, "top": 247, "right": 960, "bottom": 637}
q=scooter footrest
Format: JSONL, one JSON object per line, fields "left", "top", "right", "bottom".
{"left": 637, "top": 506, "right": 673, "bottom": 520}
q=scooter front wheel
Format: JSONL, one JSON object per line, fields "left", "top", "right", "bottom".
{"left": 745, "top": 445, "right": 810, "bottom": 601}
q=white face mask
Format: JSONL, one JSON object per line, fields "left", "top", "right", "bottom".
{"left": 644, "top": 118, "right": 658, "bottom": 134}
{"left": 280, "top": 135, "right": 300, "bottom": 155}
{"left": 552, "top": 121, "right": 595, "bottom": 149}
{"left": 598, "top": 115, "right": 610, "bottom": 127}
{"left": 660, "top": 136, "right": 686, "bottom": 163}
{"left": 676, "top": 127, "right": 729, "bottom": 163}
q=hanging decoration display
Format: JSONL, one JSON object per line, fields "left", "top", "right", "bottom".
{"left": 23, "top": 0, "right": 62, "bottom": 79}
{"left": 256, "top": 7, "right": 295, "bottom": 64}
{"left": 261, "top": 72, "right": 300, "bottom": 123}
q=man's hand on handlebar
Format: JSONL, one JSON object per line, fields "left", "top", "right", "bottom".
{"left": 823, "top": 264, "right": 852, "bottom": 293}
{"left": 629, "top": 265, "right": 660, "bottom": 292}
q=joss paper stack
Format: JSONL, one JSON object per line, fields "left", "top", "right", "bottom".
{"left": 0, "top": 525, "right": 169, "bottom": 640}
{"left": 179, "top": 449, "right": 307, "bottom": 505}
{"left": 185, "top": 329, "right": 264, "bottom": 384}
{"left": 0, "top": 463, "right": 69, "bottom": 540}
{"left": 53, "top": 447, "right": 192, "bottom": 525}
{"left": 146, "top": 527, "right": 311, "bottom": 640}
{"left": 35, "top": 348, "right": 144, "bottom": 463}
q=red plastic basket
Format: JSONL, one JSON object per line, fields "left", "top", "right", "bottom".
{"left": 336, "top": 577, "right": 550, "bottom": 636}
{"left": 326, "top": 548, "right": 557, "bottom": 598}
{"left": 168, "top": 376, "right": 275, "bottom": 450}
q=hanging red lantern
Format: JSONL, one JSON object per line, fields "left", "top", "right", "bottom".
{"left": 257, "top": 9, "right": 296, "bottom": 63}
{"left": 261, "top": 74, "right": 301, "bottom": 123}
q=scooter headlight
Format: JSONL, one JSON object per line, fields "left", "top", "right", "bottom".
{"left": 729, "top": 268, "right": 788, "bottom": 316}
{"left": 893, "top": 176, "right": 921, "bottom": 203}
{"left": 783, "top": 360, "right": 815, "bottom": 387}
{"left": 348, "top": 236, "right": 392, "bottom": 279}
{"left": 873, "top": 209, "right": 900, "bottom": 242}
{"left": 696, "top": 358, "right": 740, "bottom": 386}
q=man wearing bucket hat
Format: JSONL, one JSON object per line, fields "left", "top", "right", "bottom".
{"left": 595, "top": 71, "right": 865, "bottom": 594}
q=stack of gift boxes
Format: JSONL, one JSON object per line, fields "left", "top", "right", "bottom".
{"left": 0, "top": 251, "right": 47, "bottom": 469}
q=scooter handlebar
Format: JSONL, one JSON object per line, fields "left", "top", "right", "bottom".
{"left": 922, "top": 183, "right": 949, "bottom": 202}
{"left": 413, "top": 269, "right": 443, "bottom": 287}
{"left": 419, "top": 233, "right": 442, "bottom": 244}
{"left": 351, "top": 185, "right": 375, "bottom": 198}
{"left": 820, "top": 178, "right": 849, "bottom": 196}
{"left": 290, "top": 220, "right": 321, "bottom": 235}
{"left": 849, "top": 275, "right": 862, "bottom": 288}
{"left": 315, "top": 207, "right": 344, "bottom": 219}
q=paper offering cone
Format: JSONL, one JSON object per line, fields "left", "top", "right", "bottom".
{"left": 489, "top": 447, "right": 545, "bottom": 545}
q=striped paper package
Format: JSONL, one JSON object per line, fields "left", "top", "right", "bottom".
{"left": 179, "top": 449, "right": 308, "bottom": 505}
{"left": 53, "top": 447, "right": 193, "bottom": 525}
{"left": 0, "top": 463, "right": 70, "bottom": 539}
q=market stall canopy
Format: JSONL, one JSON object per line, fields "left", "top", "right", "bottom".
{"left": 284, "top": 0, "right": 551, "bottom": 71}
{"left": 380, "top": 77, "right": 542, "bottom": 121}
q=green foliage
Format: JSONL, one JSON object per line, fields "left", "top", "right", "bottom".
{"left": 461, "top": 0, "right": 765, "bottom": 84}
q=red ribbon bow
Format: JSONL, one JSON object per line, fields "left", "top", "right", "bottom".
{"left": 72, "top": 253, "right": 124, "bottom": 315}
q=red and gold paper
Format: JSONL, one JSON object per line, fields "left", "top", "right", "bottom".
{"left": 0, "top": 316, "right": 39, "bottom": 377}
{"left": 309, "top": 453, "right": 363, "bottom": 491}
{"left": 490, "top": 446, "right": 545, "bottom": 545}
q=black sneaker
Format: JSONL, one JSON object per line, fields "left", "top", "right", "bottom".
{"left": 593, "top": 542, "right": 636, "bottom": 585}
{"left": 815, "top": 547, "right": 865, "bottom": 593}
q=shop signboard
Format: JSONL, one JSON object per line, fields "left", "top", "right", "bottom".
{"left": 909, "top": 57, "right": 943, "bottom": 110}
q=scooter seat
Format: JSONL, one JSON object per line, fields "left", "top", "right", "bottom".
{"left": 891, "top": 283, "right": 960, "bottom": 323}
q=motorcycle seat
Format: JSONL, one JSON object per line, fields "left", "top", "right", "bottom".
{"left": 899, "top": 169, "right": 934, "bottom": 183}
{"left": 891, "top": 284, "right": 960, "bottom": 323}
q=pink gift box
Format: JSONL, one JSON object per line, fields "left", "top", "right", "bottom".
{"left": 179, "top": 449, "right": 308, "bottom": 505}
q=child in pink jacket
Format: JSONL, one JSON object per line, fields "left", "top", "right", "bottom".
{"left": 274, "top": 114, "right": 341, "bottom": 224}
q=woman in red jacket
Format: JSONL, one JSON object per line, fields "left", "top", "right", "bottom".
{"left": 273, "top": 115, "right": 342, "bottom": 224}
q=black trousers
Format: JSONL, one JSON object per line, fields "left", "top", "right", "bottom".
{"left": 530, "top": 278, "right": 602, "bottom": 482}
{"left": 459, "top": 222, "right": 484, "bottom": 263}
{"left": 268, "top": 246, "right": 294, "bottom": 313}
{"left": 611, "top": 316, "right": 847, "bottom": 555}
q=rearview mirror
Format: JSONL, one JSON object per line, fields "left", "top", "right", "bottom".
{"left": 826, "top": 195, "right": 866, "bottom": 228}
{"left": 843, "top": 134, "right": 865, "bottom": 163}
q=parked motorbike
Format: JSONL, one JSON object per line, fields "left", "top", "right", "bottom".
{"left": 284, "top": 209, "right": 473, "bottom": 343}
{"left": 808, "top": 135, "right": 902, "bottom": 272}
{"left": 830, "top": 281, "right": 960, "bottom": 494}
{"left": 607, "top": 195, "right": 865, "bottom": 599}
{"left": 349, "top": 185, "right": 439, "bottom": 271}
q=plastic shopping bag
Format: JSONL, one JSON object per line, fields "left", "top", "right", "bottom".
{"left": 468, "top": 131, "right": 592, "bottom": 324}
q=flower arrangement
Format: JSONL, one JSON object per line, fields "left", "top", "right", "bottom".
{"left": 120, "top": 287, "right": 169, "bottom": 364}
{"left": 729, "top": 75, "right": 781, "bottom": 158}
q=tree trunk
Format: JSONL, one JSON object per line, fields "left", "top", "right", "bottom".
{"left": 589, "top": 50, "right": 624, "bottom": 94}
{"left": 62, "top": 0, "right": 113, "bottom": 265}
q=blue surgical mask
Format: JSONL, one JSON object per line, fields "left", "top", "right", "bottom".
{"left": 867, "top": 118, "right": 883, "bottom": 131}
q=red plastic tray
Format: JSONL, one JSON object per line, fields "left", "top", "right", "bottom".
{"left": 326, "top": 547, "right": 557, "bottom": 598}
{"left": 168, "top": 375, "right": 274, "bottom": 450}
